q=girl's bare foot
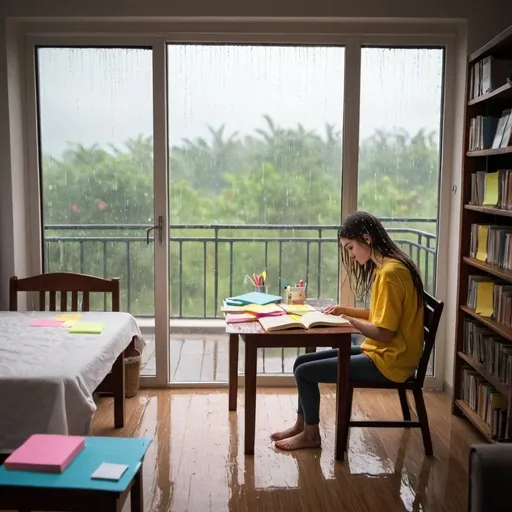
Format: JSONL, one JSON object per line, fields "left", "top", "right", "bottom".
{"left": 275, "top": 429, "right": 321, "bottom": 451}
{"left": 270, "top": 425, "right": 303, "bottom": 441}
{"left": 270, "top": 415, "right": 304, "bottom": 441}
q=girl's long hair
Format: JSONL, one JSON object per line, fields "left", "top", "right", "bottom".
{"left": 338, "top": 211, "right": 424, "bottom": 306}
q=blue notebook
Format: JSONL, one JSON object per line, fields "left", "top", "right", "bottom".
{"left": 224, "top": 291, "right": 282, "bottom": 306}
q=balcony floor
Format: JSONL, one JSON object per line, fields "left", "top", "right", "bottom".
{"left": 141, "top": 334, "right": 304, "bottom": 381}
{"left": 141, "top": 327, "right": 434, "bottom": 382}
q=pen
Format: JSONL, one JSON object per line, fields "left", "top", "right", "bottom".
{"left": 245, "top": 275, "right": 257, "bottom": 286}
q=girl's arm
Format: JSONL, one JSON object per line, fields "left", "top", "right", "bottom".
{"left": 324, "top": 305, "right": 370, "bottom": 320}
{"left": 341, "top": 316, "right": 395, "bottom": 342}
{"left": 340, "top": 307, "right": 370, "bottom": 320}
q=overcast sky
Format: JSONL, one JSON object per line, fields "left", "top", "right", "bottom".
{"left": 37, "top": 44, "right": 443, "bottom": 157}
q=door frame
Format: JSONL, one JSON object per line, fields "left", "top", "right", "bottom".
{"left": 19, "top": 19, "right": 462, "bottom": 389}
{"left": 23, "top": 35, "right": 170, "bottom": 388}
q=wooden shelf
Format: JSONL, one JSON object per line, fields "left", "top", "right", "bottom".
{"left": 469, "top": 25, "right": 512, "bottom": 62}
{"left": 463, "top": 257, "right": 512, "bottom": 283}
{"left": 455, "top": 400, "right": 493, "bottom": 442}
{"left": 468, "top": 82, "right": 512, "bottom": 106}
{"left": 467, "top": 147, "right": 512, "bottom": 157}
{"left": 457, "top": 351, "right": 509, "bottom": 397}
{"left": 460, "top": 305, "right": 512, "bottom": 342}
{"left": 455, "top": 24, "right": 512, "bottom": 444}
{"left": 464, "top": 204, "right": 512, "bottom": 218}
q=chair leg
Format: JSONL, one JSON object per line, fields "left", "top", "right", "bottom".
{"left": 343, "top": 387, "right": 354, "bottom": 453}
{"left": 413, "top": 389, "right": 433, "bottom": 456}
{"left": 398, "top": 388, "right": 411, "bottom": 422}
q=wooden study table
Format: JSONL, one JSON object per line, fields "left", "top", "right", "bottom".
{"left": 226, "top": 321, "right": 357, "bottom": 461}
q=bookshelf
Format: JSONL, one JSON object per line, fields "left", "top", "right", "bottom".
{"left": 453, "top": 24, "right": 512, "bottom": 442}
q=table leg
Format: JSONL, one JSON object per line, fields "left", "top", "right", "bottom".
{"left": 229, "top": 333, "right": 239, "bottom": 411}
{"left": 335, "top": 336, "right": 351, "bottom": 461}
{"left": 130, "top": 464, "right": 143, "bottom": 512}
{"left": 244, "top": 337, "right": 257, "bottom": 455}
{"left": 112, "top": 351, "right": 126, "bottom": 428}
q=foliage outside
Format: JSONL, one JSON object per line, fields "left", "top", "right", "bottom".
{"left": 43, "top": 118, "right": 439, "bottom": 316}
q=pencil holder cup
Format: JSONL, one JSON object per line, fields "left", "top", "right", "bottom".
{"left": 284, "top": 286, "right": 306, "bottom": 305}
{"left": 254, "top": 285, "right": 269, "bottom": 294}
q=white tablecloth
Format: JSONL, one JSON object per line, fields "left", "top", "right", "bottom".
{"left": 0, "top": 311, "right": 145, "bottom": 452}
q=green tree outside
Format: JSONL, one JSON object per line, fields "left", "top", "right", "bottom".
{"left": 42, "top": 119, "right": 439, "bottom": 315}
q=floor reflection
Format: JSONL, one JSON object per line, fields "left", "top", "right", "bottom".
{"left": 91, "top": 387, "right": 481, "bottom": 512}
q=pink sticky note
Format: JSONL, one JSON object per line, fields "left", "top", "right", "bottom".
{"left": 30, "top": 319, "right": 65, "bottom": 328}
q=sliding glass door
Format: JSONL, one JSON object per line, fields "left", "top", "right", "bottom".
{"left": 35, "top": 46, "right": 160, "bottom": 380}
{"left": 357, "top": 46, "right": 445, "bottom": 374}
{"left": 28, "top": 31, "right": 450, "bottom": 388}
{"left": 165, "top": 44, "right": 345, "bottom": 383}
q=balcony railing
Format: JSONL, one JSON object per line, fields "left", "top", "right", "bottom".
{"left": 43, "top": 219, "right": 437, "bottom": 318}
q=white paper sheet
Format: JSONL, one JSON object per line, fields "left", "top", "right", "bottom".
{"left": 91, "top": 462, "right": 129, "bottom": 481}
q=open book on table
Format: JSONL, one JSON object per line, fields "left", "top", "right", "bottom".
{"left": 259, "top": 311, "right": 350, "bottom": 332}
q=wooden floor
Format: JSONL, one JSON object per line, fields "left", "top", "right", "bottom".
{"left": 92, "top": 387, "right": 484, "bottom": 512}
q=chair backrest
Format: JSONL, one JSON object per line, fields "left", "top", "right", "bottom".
{"left": 416, "top": 291, "right": 444, "bottom": 386}
{"left": 9, "top": 272, "right": 120, "bottom": 312}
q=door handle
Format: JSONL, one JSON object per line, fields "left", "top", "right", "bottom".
{"left": 146, "top": 216, "right": 163, "bottom": 245}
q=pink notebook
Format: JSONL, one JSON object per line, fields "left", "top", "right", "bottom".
{"left": 4, "top": 434, "right": 85, "bottom": 473}
{"left": 30, "top": 319, "right": 65, "bottom": 328}
{"left": 225, "top": 313, "right": 258, "bottom": 323}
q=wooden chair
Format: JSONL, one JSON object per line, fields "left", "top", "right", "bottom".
{"left": 9, "top": 272, "right": 125, "bottom": 428}
{"left": 9, "top": 272, "right": 120, "bottom": 312}
{"left": 343, "top": 291, "right": 444, "bottom": 456}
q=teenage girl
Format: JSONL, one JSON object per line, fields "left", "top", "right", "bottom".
{"left": 271, "top": 211, "right": 424, "bottom": 450}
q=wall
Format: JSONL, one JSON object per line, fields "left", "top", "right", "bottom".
{"left": 1, "top": 1, "right": 512, "bottom": 392}
{"left": 0, "top": 21, "right": 13, "bottom": 303}
{"left": 1, "top": 1, "right": 512, "bottom": 52}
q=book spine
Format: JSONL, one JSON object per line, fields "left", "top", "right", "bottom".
{"left": 60, "top": 439, "right": 86, "bottom": 471}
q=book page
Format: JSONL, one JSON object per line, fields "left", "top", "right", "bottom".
{"left": 258, "top": 314, "right": 304, "bottom": 332}
{"left": 300, "top": 311, "right": 351, "bottom": 329}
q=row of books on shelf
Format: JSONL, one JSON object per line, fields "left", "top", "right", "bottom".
{"left": 468, "top": 110, "right": 512, "bottom": 151}
{"left": 469, "top": 170, "right": 512, "bottom": 208}
{"left": 463, "top": 318, "right": 512, "bottom": 385}
{"left": 468, "top": 55, "right": 512, "bottom": 100}
{"left": 467, "top": 275, "right": 512, "bottom": 327}
{"left": 460, "top": 366, "right": 509, "bottom": 440}
{"left": 469, "top": 223, "right": 512, "bottom": 268}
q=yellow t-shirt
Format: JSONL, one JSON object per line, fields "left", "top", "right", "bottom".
{"left": 361, "top": 258, "right": 424, "bottom": 383}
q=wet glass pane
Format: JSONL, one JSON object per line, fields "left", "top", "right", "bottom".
{"left": 357, "top": 47, "right": 444, "bottom": 375}
{"left": 37, "top": 47, "right": 155, "bottom": 375}
{"left": 166, "top": 44, "right": 345, "bottom": 382}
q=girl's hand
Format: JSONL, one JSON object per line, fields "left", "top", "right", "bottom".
{"left": 323, "top": 305, "right": 346, "bottom": 316}
{"left": 340, "top": 314, "right": 355, "bottom": 325}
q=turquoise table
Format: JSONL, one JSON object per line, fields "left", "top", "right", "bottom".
{"left": 0, "top": 436, "right": 151, "bottom": 512}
